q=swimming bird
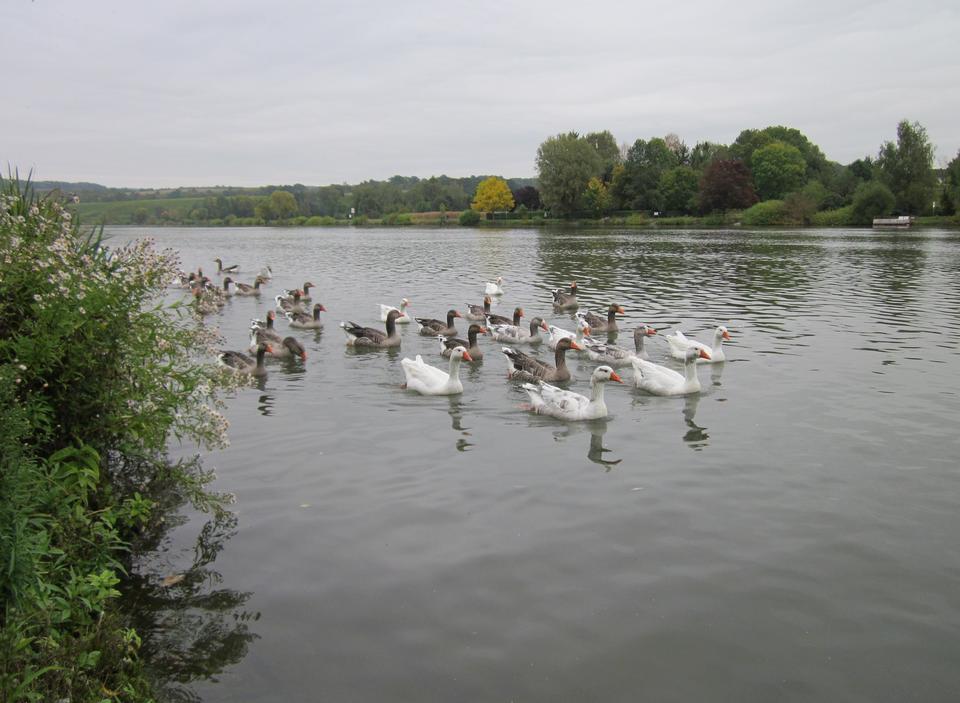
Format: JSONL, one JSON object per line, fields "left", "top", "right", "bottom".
{"left": 632, "top": 347, "right": 710, "bottom": 395}
{"left": 552, "top": 281, "right": 579, "bottom": 310}
{"left": 546, "top": 317, "right": 591, "bottom": 350}
{"left": 232, "top": 276, "right": 267, "bottom": 296}
{"left": 214, "top": 257, "right": 240, "bottom": 274}
{"left": 582, "top": 304, "right": 626, "bottom": 334}
{"left": 340, "top": 309, "right": 403, "bottom": 347}
{"left": 484, "top": 276, "right": 504, "bottom": 296}
{"left": 219, "top": 343, "right": 271, "bottom": 377}
{"left": 582, "top": 325, "right": 657, "bottom": 367}
{"left": 522, "top": 365, "right": 622, "bottom": 421}
{"left": 379, "top": 298, "right": 412, "bottom": 324}
{"left": 401, "top": 346, "right": 473, "bottom": 395}
{"left": 416, "top": 309, "right": 462, "bottom": 337}
{"left": 250, "top": 311, "right": 284, "bottom": 345}
{"left": 465, "top": 296, "right": 492, "bottom": 321}
{"left": 486, "top": 306, "right": 523, "bottom": 327}
{"left": 269, "top": 336, "right": 307, "bottom": 361}
{"left": 287, "top": 303, "right": 326, "bottom": 330}
{"left": 666, "top": 326, "right": 730, "bottom": 363}
{"left": 502, "top": 337, "right": 580, "bottom": 383}
{"left": 439, "top": 324, "right": 486, "bottom": 360}
{"left": 488, "top": 317, "right": 548, "bottom": 345}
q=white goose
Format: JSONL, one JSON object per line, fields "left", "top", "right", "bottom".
{"left": 522, "top": 366, "right": 623, "bottom": 421}
{"left": 379, "top": 298, "right": 411, "bottom": 324}
{"left": 632, "top": 347, "right": 710, "bottom": 396}
{"left": 484, "top": 276, "right": 504, "bottom": 296}
{"left": 401, "top": 346, "right": 473, "bottom": 395}
{"left": 546, "top": 317, "right": 591, "bottom": 350}
{"left": 666, "top": 326, "right": 730, "bottom": 363}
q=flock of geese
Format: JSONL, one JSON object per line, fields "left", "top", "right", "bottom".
{"left": 181, "top": 264, "right": 732, "bottom": 422}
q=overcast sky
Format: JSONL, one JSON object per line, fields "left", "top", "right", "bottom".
{"left": 4, "top": 0, "right": 958, "bottom": 188}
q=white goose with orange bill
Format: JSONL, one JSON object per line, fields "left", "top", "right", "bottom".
{"left": 632, "top": 347, "right": 710, "bottom": 396}
{"left": 402, "top": 346, "right": 473, "bottom": 395}
{"left": 522, "top": 365, "right": 622, "bottom": 421}
{"left": 666, "top": 326, "right": 730, "bottom": 363}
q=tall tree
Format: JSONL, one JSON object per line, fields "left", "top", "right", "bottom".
{"left": 941, "top": 150, "right": 960, "bottom": 215}
{"left": 698, "top": 160, "right": 758, "bottom": 213}
{"left": 876, "top": 120, "right": 936, "bottom": 214}
{"left": 582, "top": 177, "right": 611, "bottom": 216}
{"left": 751, "top": 141, "right": 807, "bottom": 200}
{"left": 536, "top": 132, "right": 603, "bottom": 216}
{"left": 585, "top": 130, "right": 621, "bottom": 182}
{"left": 614, "top": 137, "right": 678, "bottom": 210}
{"left": 471, "top": 177, "right": 515, "bottom": 212}
{"left": 658, "top": 166, "right": 699, "bottom": 213}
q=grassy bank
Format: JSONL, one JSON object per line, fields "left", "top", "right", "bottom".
{"left": 1, "top": 179, "right": 232, "bottom": 701}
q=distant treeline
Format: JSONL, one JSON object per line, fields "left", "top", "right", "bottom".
{"left": 41, "top": 119, "right": 960, "bottom": 227}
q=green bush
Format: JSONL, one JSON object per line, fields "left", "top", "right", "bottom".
{"left": 850, "top": 181, "right": 895, "bottom": 225}
{"left": 352, "top": 214, "right": 369, "bottom": 225}
{"left": 741, "top": 200, "right": 790, "bottom": 226}
{"left": 458, "top": 209, "right": 481, "bottom": 226}
{"left": 0, "top": 176, "right": 232, "bottom": 701}
{"left": 811, "top": 206, "right": 855, "bottom": 226}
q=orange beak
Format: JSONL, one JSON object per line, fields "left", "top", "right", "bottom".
{"left": 571, "top": 282, "right": 577, "bottom": 288}
{"left": 540, "top": 321, "right": 549, "bottom": 331}
{"left": 722, "top": 329, "right": 731, "bottom": 340}
{"left": 610, "top": 371, "right": 623, "bottom": 383}
{"left": 519, "top": 308, "right": 524, "bottom": 317}
{"left": 699, "top": 348, "right": 711, "bottom": 360}
{"left": 462, "top": 350, "right": 474, "bottom": 362}
{"left": 646, "top": 328, "right": 657, "bottom": 336}
{"left": 584, "top": 327, "right": 591, "bottom": 336}
{"left": 616, "top": 306, "right": 626, "bottom": 314}
{"left": 570, "top": 341, "right": 582, "bottom": 351}
{"left": 453, "top": 311, "right": 462, "bottom": 318}
{"left": 319, "top": 305, "right": 327, "bottom": 312}
{"left": 478, "top": 327, "right": 488, "bottom": 334}
{"left": 300, "top": 351, "right": 307, "bottom": 361}
{"left": 266, "top": 345, "right": 274, "bottom": 353}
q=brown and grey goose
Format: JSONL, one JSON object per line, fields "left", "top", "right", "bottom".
{"left": 552, "top": 281, "right": 579, "bottom": 310}
{"left": 582, "top": 304, "right": 626, "bottom": 333}
{"left": 340, "top": 308, "right": 403, "bottom": 347}
{"left": 269, "top": 336, "right": 307, "bottom": 361}
{"left": 465, "top": 296, "right": 493, "bottom": 321}
{"left": 220, "top": 342, "right": 271, "bottom": 377}
{"left": 582, "top": 325, "right": 657, "bottom": 367}
{"left": 439, "top": 324, "right": 487, "bottom": 360}
{"left": 502, "top": 337, "right": 581, "bottom": 383}
{"left": 416, "top": 309, "right": 462, "bottom": 337}
{"left": 250, "top": 310, "right": 284, "bottom": 345}
{"left": 232, "top": 276, "right": 267, "bottom": 296}
{"left": 486, "top": 306, "right": 523, "bottom": 327}
{"left": 214, "top": 257, "right": 240, "bottom": 274}
{"left": 287, "top": 303, "right": 326, "bottom": 330}
{"left": 489, "top": 317, "right": 548, "bottom": 345}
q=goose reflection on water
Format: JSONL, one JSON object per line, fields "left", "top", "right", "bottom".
{"left": 682, "top": 394, "right": 709, "bottom": 450}
{"left": 447, "top": 397, "right": 474, "bottom": 451}
{"left": 538, "top": 418, "right": 622, "bottom": 470}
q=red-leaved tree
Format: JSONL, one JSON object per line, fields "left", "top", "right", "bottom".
{"left": 697, "top": 160, "right": 758, "bottom": 213}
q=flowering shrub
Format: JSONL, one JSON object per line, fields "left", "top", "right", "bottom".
{"left": 0, "top": 179, "right": 230, "bottom": 455}
{"left": 0, "top": 176, "right": 234, "bottom": 701}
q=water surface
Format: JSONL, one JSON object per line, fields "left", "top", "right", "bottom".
{"left": 117, "top": 226, "right": 960, "bottom": 702}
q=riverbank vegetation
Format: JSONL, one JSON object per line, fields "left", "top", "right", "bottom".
{"left": 44, "top": 120, "right": 960, "bottom": 228}
{"left": 0, "top": 176, "right": 234, "bottom": 701}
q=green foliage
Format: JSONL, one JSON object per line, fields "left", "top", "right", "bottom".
{"left": 584, "top": 130, "right": 622, "bottom": 181}
{"left": 850, "top": 181, "right": 895, "bottom": 224}
{"left": 471, "top": 177, "right": 515, "bottom": 212}
{"left": 751, "top": 141, "right": 807, "bottom": 200}
{"left": 732, "top": 125, "right": 829, "bottom": 179}
{"left": 811, "top": 206, "right": 855, "bottom": 226}
{"left": 381, "top": 212, "right": 414, "bottom": 225}
{"left": 536, "top": 132, "right": 604, "bottom": 216}
{"left": 782, "top": 191, "right": 818, "bottom": 225}
{"left": 458, "top": 209, "right": 481, "bottom": 226}
{"left": 741, "top": 200, "right": 789, "bottom": 226}
{"left": 614, "top": 137, "right": 678, "bottom": 210}
{"left": 938, "top": 149, "right": 960, "bottom": 216}
{"left": 0, "top": 176, "right": 233, "bottom": 701}
{"left": 876, "top": 119, "right": 936, "bottom": 214}
{"left": 582, "top": 177, "right": 612, "bottom": 216}
{"left": 658, "top": 166, "right": 699, "bottom": 213}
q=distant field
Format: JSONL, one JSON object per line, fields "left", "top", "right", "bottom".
{"left": 75, "top": 197, "right": 206, "bottom": 224}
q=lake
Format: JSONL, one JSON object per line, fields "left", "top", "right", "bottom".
{"left": 114, "top": 225, "right": 960, "bottom": 702}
